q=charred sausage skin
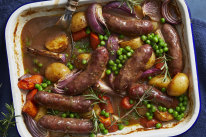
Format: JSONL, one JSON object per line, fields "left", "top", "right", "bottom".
{"left": 38, "top": 115, "right": 93, "bottom": 134}
{"left": 162, "top": 24, "right": 183, "bottom": 76}
{"left": 103, "top": 12, "right": 154, "bottom": 36}
{"left": 129, "top": 83, "right": 179, "bottom": 108}
{"left": 113, "top": 44, "right": 153, "bottom": 93}
{"left": 34, "top": 91, "right": 93, "bottom": 113}
{"left": 65, "top": 46, "right": 109, "bottom": 95}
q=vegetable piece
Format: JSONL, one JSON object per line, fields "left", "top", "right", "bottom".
{"left": 106, "top": 35, "right": 119, "bottom": 60}
{"left": 74, "top": 53, "right": 91, "bottom": 70}
{"left": 81, "top": 104, "right": 101, "bottom": 119}
{"left": 22, "top": 101, "right": 38, "bottom": 118}
{"left": 121, "top": 96, "right": 134, "bottom": 109}
{"left": 72, "top": 29, "right": 89, "bottom": 42}
{"left": 162, "top": 0, "right": 181, "bottom": 24}
{"left": 99, "top": 116, "right": 111, "bottom": 128}
{"left": 145, "top": 51, "right": 156, "bottom": 69}
{"left": 140, "top": 117, "right": 160, "bottom": 128}
{"left": 99, "top": 96, "right": 114, "bottom": 113}
{"left": 45, "top": 33, "right": 68, "bottom": 53}
{"left": 71, "top": 12, "right": 88, "bottom": 33}
{"left": 167, "top": 73, "right": 189, "bottom": 96}
{"left": 18, "top": 75, "right": 43, "bottom": 90}
{"left": 45, "top": 63, "right": 70, "bottom": 82}
{"left": 107, "top": 124, "right": 118, "bottom": 133}
{"left": 134, "top": 5, "right": 144, "bottom": 19}
{"left": 155, "top": 58, "right": 164, "bottom": 69}
{"left": 34, "top": 106, "right": 47, "bottom": 121}
{"left": 141, "top": 68, "right": 162, "bottom": 79}
{"left": 149, "top": 75, "right": 171, "bottom": 88}
{"left": 154, "top": 110, "right": 174, "bottom": 121}
{"left": 120, "top": 37, "right": 143, "bottom": 50}
{"left": 90, "top": 32, "right": 100, "bottom": 50}
{"left": 26, "top": 89, "right": 38, "bottom": 103}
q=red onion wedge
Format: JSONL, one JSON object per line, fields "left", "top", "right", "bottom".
{"left": 142, "top": 0, "right": 161, "bottom": 22}
{"left": 141, "top": 68, "right": 162, "bottom": 78}
{"left": 103, "top": 1, "right": 136, "bottom": 17}
{"left": 162, "top": 0, "right": 181, "bottom": 24}
{"left": 106, "top": 35, "right": 119, "bottom": 61}
{"left": 87, "top": 3, "right": 105, "bottom": 34}
{"left": 18, "top": 74, "right": 32, "bottom": 81}
{"left": 23, "top": 113, "right": 48, "bottom": 137}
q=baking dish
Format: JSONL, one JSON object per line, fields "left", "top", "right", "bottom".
{"left": 5, "top": 0, "right": 200, "bottom": 136}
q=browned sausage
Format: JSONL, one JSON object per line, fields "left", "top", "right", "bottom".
{"left": 38, "top": 115, "right": 93, "bottom": 134}
{"left": 129, "top": 83, "right": 179, "bottom": 108}
{"left": 113, "top": 44, "right": 153, "bottom": 93}
{"left": 162, "top": 24, "right": 183, "bottom": 76}
{"left": 34, "top": 91, "right": 93, "bottom": 113}
{"left": 65, "top": 46, "right": 109, "bottom": 95}
{"left": 103, "top": 12, "right": 154, "bottom": 36}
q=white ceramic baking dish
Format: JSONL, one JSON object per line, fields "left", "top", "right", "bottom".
{"left": 5, "top": 0, "right": 200, "bottom": 136}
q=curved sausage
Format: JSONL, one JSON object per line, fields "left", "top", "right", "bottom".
{"left": 129, "top": 83, "right": 179, "bottom": 108}
{"left": 38, "top": 115, "right": 93, "bottom": 134}
{"left": 103, "top": 12, "right": 154, "bottom": 36}
{"left": 34, "top": 91, "right": 93, "bottom": 113}
{"left": 113, "top": 44, "right": 153, "bottom": 93}
{"left": 162, "top": 24, "right": 183, "bottom": 76}
{"left": 65, "top": 46, "right": 109, "bottom": 95}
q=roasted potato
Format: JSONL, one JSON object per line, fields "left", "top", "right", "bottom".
{"left": 45, "top": 63, "right": 70, "bottom": 82}
{"left": 145, "top": 51, "right": 156, "bottom": 69}
{"left": 74, "top": 53, "right": 91, "bottom": 70}
{"left": 81, "top": 104, "right": 101, "bottom": 119}
{"left": 155, "top": 29, "right": 165, "bottom": 41}
{"left": 71, "top": 12, "right": 88, "bottom": 33}
{"left": 154, "top": 110, "right": 174, "bottom": 122}
{"left": 34, "top": 106, "right": 47, "bottom": 121}
{"left": 134, "top": 5, "right": 144, "bottom": 19}
{"left": 149, "top": 75, "right": 171, "bottom": 88}
{"left": 120, "top": 37, "right": 143, "bottom": 50}
{"left": 45, "top": 33, "right": 69, "bottom": 53}
{"left": 167, "top": 73, "right": 189, "bottom": 96}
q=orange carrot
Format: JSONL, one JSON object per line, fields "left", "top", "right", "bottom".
{"left": 72, "top": 29, "right": 89, "bottom": 41}
{"left": 90, "top": 32, "right": 100, "bottom": 50}
{"left": 22, "top": 101, "right": 38, "bottom": 118}
{"left": 99, "top": 96, "right": 114, "bottom": 113}
{"left": 18, "top": 75, "right": 43, "bottom": 90}
{"left": 26, "top": 89, "right": 38, "bottom": 103}
{"left": 99, "top": 115, "right": 112, "bottom": 127}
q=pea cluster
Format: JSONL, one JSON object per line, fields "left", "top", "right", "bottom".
{"left": 67, "top": 62, "right": 74, "bottom": 70}
{"left": 141, "top": 33, "right": 168, "bottom": 57}
{"left": 47, "top": 109, "right": 80, "bottom": 118}
{"left": 35, "top": 79, "right": 51, "bottom": 92}
{"left": 106, "top": 46, "right": 134, "bottom": 75}
{"left": 33, "top": 59, "right": 43, "bottom": 73}
{"left": 97, "top": 31, "right": 110, "bottom": 48}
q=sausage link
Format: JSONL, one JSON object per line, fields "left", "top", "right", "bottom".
{"left": 38, "top": 115, "right": 93, "bottom": 134}
{"left": 34, "top": 91, "right": 93, "bottom": 113}
{"left": 129, "top": 83, "right": 179, "bottom": 108}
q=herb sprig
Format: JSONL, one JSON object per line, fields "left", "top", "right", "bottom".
{"left": 84, "top": 88, "right": 107, "bottom": 105}
{"left": 91, "top": 110, "right": 100, "bottom": 136}
{"left": 120, "top": 0, "right": 144, "bottom": 13}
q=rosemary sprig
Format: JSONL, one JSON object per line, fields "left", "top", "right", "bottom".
{"left": 84, "top": 88, "right": 107, "bottom": 105}
{"left": 119, "top": 0, "right": 144, "bottom": 13}
{"left": 0, "top": 104, "right": 17, "bottom": 137}
{"left": 91, "top": 110, "right": 100, "bottom": 136}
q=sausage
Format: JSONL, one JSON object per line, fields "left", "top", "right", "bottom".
{"left": 129, "top": 83, "right": 179, "bottom": 108}
{"left": 113, "top": 44, "right": 153, "bottom": 93}
{"left": 103, "top": 12, "right": 154, "bottom": 36}
{"left": 65, "top": 46, "right": 109, "bottom": 95}
{"left": 162, "top": 24, "right": 183, "bottom": 76}
{"left": 38, "top": 115, "right": 93, "bottom": 134}
{"left": 34, "top": 91, "right": 93, "bottom": 113}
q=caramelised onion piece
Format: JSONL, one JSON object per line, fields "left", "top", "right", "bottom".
{"left": 103, "top": 1, "right": 136, "bottom": 17}
{"left": 87, "top": 3, "right": 105, "bottom": 34}
{"left": 142, "top": 0, "right": 161, "bottom": 21}
{"left": 106, "top": 35, "right": 119, "bottom": 60}
{"left": 162, "top": 0, "right": 181, "bottom": 24}
{"left": 141, "top": 68, "right": 162, "bottom": 78}
{"left": 23, "top": 113, "right": 48, "bottom": 137}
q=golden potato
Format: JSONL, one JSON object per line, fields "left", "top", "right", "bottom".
{"left": 167, "top": 73, "right": 189, "bottom": 96}
{"left": 71, "top": 12, "right": 88, "bottom": 33}
{"left": 155, "top": 29, "right": 165, "bottom": 41}
{"left": 145, "top": 51, "right": 156, "bottom": 69}
{"left": 45, "top": 63, "right": 70, "bottom": 82}
{"left": 81, "top": 104, "right": 101, "bottom": 119}
{"left": 74, "top": 53, "right": 91, "bottom": 70}
{"left": 34, "top": 106, "right": 47, "bottom": 121}
{"left": 134, "top": 5, "right": 144, "bottom": 19}
{"left": 149, "top": 75, "right": 171, "bottom": 88}
{"left": 154, "top": 110, "right": 174, "bottom": 122}
{"left": 120, "top": 37, "right": 143, "bottom": 50}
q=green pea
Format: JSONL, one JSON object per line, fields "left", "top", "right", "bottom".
{"left": 158, "top": 106, "right": 163, "bottom": 111}
{"left": 102, "top": 129, "right": 108, "bottom": 135}
{"left": 33, "top": 59, "right": 38, "bottom": 64}
{"left": 160, "top": 18, "right": 166, "bottom": 24}
{"left": 116, "top": 59, "right": 121, "bottom": 64}
{"left": 179, "top": 103, "right": 183, "bottom": 107}
{"left": 33, "top": 68, "right": 38, "bottom": 72}
{"left": 151, "top": 106, "right": 156, "bottom": 112}
{"left": 119, "top": 55, "right": 124, "bottom": 60}
{"left": 101, "top": 110, "right": 106, "bottom": 116}
{"left": 122, "top": 55, "right": 127, "bottom": 60}
{"left": 163, "top": 43, "right": 167, "bottom": 47}
{"left": 42, "top": 83, "right": 47, "bottom": 88}
{"left": 117, "top": 50, "right": 122, "bottom": 55}
{"left": 180, "top": 106, "right": 186, "bottom": 112}
{"left": 176, "top": 115, "right": 182, "bottom": 121}
{"left": 61, "top": 113, "right": 67, "bottom": 118}
{"left": 47, "top": 90, "right": 51, "bottom": 93}
{"left": 68, "top": 65, "right": 74, "bottom": 70}
{"left": 100, "top": 41, "right": 106, "bottom": 46}
{"left": 54, "top": 110, "right": 59, "bottom": 114}
{"left": 105, "top": 112, "right": 110, "bottom": 118}
{"left": 159, "top": 49, "right": 163, "bottom": 53}
{"left": 147, "top": 115, "right": 153, "bottom": 120}
{"left": 143, "top": 100, "right": 148, "bottom": 105}
{"left": 118, "top": 124, "right": 124, "bottom": 130}
{"left": 112, "top": 66, "right": 117, "bottom": 71}
{"left": 156, "top": 123, "right": 162, "bottom": 129}
{"left": 127, "top": 52, "right": 132, "bottom": 57}
{"left": 159, "top": 41, "right": 165, "bottom": 47}
{"left": 176, "top": 106, "right": 181, "bottom": 112}
{"left": 46, "top": 80, "right": 51, "bottom": 85}
{"left": 163, "top": 47, "right": 169, "bottom": 52}
{"left": 154, "top": 45, "right": 159, "bottom": 50}
{"left": 106, "top": 69, "right": 111, "bottom": 75}
{"left": 35, "top": 84, "right": 41, "bottom": 89}
{"left": 129, "top": 99, "right": 134, "bottom": 104}
{"left": 82, "top": 59, "right": 87, "bottom": 65}
{"left": 184, "top": 96, "right": 188, "bottom": 101}
{"left": 148, "top": 34, "right": 153, "bottom": 40}
{"left": 86, "top": 28, "right": 91, "bottom": 34}
{"left": 146, "top": 40, "right": 151, "bottom": 45}
{"left": 122, "top": 49, "right": 127, "bottom": 54}
{"left": 183, "top": 100, "right": 188, "bottom": 106}
{"left": 152, "top": 36, "right": 159, "bottom": 43}
{"left": 99, "top": 35, "right": 104, "bottom": 40}
{"left": 148, "top": 76, "right": 152, "bottom": 80}
{"left": 109, "top": 60, "right": 115, "bottom": 66}
{"left": 104, "top": 35, "right": 108, "bottom": 40}
{"left": 150, "top": 41, "right": 155, "bottom": 46}
{"left": 151, "top": 33, "right": 155, "bottom": 37}
{"left": 179, "top": 96, "right": 184, "bottom": 102}
{"left": 119, "top": 34, "right": 124, "bottom": 39}
{"left": 130, "top": 49, "right": 134, "bottom": 53}
{"left": 158, "top": 53, "right": 163, "bottom": 57}
{"left": 99, "top": 123, "right": 105, "bottom": 130}
{"left": 125, "top": 46, "right": 132, "bottom": 51}
{"left": 146, "top": 104, "right": 151, "bottom": 109}
{"left": 118, "top": 64, "right": 123, "bottom": 68}
{"left": 145, "top": 112, "right": 150, "bottom": 117}
{"left": 89, "top": 133, "right": 95, "bottom": 137}
{"left": 141, "top": 35, "right": 147, "bottom": 41}
{"left": 162, "top": 107, "right": 167, "bottom": 112}
{"left": 123, "top": 121, "right": 129, "bottom": 126}
{"left": 161, "top": 88, "right": 166, "bottom": 92}
{"left": 69, "top": 113, "right": 74, "bottom": 118}
{"left": 38, "top": 86, "right": 43, "bottom": 91}
{"left": 38, "top": 63, "right": 43, "bottom": 68}
{"left": 156, "top": 49, "right": 160, "bottom": 54}
{"left": 173, "top": 111, "right": 178, "bottom": 117}
{"left": 98, "top": 44, "right": 101, "bottom": 47}
{"left": 168, "top": 108, "right": 174, "bottom": 114}
{"left": 180, "top": 113, "right": 184, "bottom": 118}
{"left": 114, "top": 70, "right": 119, "bottom": 75}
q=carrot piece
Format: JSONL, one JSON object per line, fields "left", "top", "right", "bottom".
{"left": 26, "top": 89, "right": 38, "bottom": 103}
{"left": 107, "top": 124, "right": 118, "bottom": 133}
{"left": 90, "top": 32, "right": 100, "bottom": 50}
{"left": 99, "top": 96, "right": 114, "bottom": 113}
{"left": 18, "top": 75, "right": 43, "bottom": 90}
{"left": 22, "top": 101, "right": 38, "bottom": 118}
{"left": 155, "top": 58, "right": 164, "bottom": 69}
{"left": 139, "top": 117, "right": 161, "bottom": 128}
{"left": 72, "top": 29, "right": 89, "bottom": 41}
{"left": 99, "top": 115, "right": 111, "bottom": 127}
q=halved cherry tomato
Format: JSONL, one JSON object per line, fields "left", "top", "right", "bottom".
{"left": 99, "top": 95, "right": 114, "bottom": 113}
{"left": 121, "top": 96, "right": 134, "bottom": 109}
{"left": 155, "top": 58, "right": 164, "bottom": 69}
{"left": 72, "top": 29, "right": 89, "bottom": 41}
{"left": 90, "top": 32, "right": 100, "bottom": 50}
{"left": 139, "top": 117, "right": 161, "bottom": 128}
{"left": 18, "top": 75, "right": 43, "bottom": 90}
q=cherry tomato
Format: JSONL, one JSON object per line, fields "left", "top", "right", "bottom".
{"left": 121, "top": 96, "right": 134, "bottom": 109}
{"left": 139, "top": 117, "right": 161, "bottom": 128}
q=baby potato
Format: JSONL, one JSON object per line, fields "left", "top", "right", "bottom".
{"left": 145, "top": 51, "right": 156, "bottom": 69}
{"left": 71, "top": 12, "right": 88, "bottom": 33}
{"left": 120, "top": 37, "right": 143, "bottom": 50}
{"left": 34, "top": 106, "right": 47, "bottom": 121}
{"left": 149, "top": 75, "right": 171, "bottom": 88}
{"left": 45, "top": 33, "right": 69, "bottom": 53}
{"left": 134, "top": 5, "right": 144, "bottom": 19}
{"left": 81, "top": 104, "right": 101, "bottom": 119}
{"left": 74, "top": 53, "right": 91, "bottom": 70}
{"left": 45, "top": 63, "right": 70, "bottom": 82}
{"left": 154, "top": 110, "right": 174, "bottom": 122}
{"left": 167, "top": 73, "right": 189, "bottom": 96}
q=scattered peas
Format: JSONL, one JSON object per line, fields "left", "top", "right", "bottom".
{"left": 158, "top": 106, "right": 163, "bottom": 111}
{"left": 104, "top": 35, "right": 108, "bottom": 40}
{"left": 33, "top": 59, "right": 38, "bottom": 64}
{"left": 151, "top": 106, "right": 156, "bottom": 112}
{"left": 160, "top": 18, "right": 166, "bottom": 24}
{"left": 119, "top": 55, "right": 124, "bottom": 60}
{"left": 183, "top": 100, "right": 188, "bottom": 106}
{"left": 125, "top": 46, "right": 132, "bottom": 51}
{"left": 127, "top": 52, "right": 132, "bottom": 57}
{"left": 147, "top": 115, "right": 153, "bottom": 120}
{"left": 105, "top": 112, "right": 110, "bottom": 118}
{"left": 147, "top": 104, "right": 151, "bottom": 109}
{"left": 173, "top": 111, "right": 178, "bottom": 118}
{"left": 163, "top": 47, "right": 168, "bottom": 52}
{"left": 129, "top": 99, "right": 134, "bottom": 104}
{"left": 118, "top": 64, "right": 123, "bottom": 68}
{"left": 69, "top": 113, "right": 74, "bottom": 118}
{"left": 46, "top": 80, "right": 51, "bottom": 85}
{"left": 82, "top": 59, "right": 87, "bottom": 65}
{"left": 102, "top": 129, "right": 108, "bottom": 135}
{"left": 54, "top": 110, "right": 59, "bottom": 114}
{"left": 106, "top": 69, "right": 112, "bottom": 75}
{"left": 117, "top": 50, "right": 122, "bottom": 55}
{"left": 101, "top": 110, "right": 106, "bottom": 116}
{"left": 116, "top": 59, "right": 121, "bottom": 64}
{"left": 179, "top": 103, "right": 183, "bottom": 107}
{"left": 161, "top": 88, "right": 166, "bottom": 92}
{"left": 38, "top": 63, "right": 43, "bottom": 68}
{"left": 146, "top": 40, "right": 151, "bottom": 44}
{"left": 97, "top": 44, "right": 101, "bottom": 47}
{"left": 35, "top": 84, "right": 40, "bottom": 89}
{"left": 41, "top": 83, "right": 47, "bottom": 88}
{"left": 184, "top": 96, "right": 188, "bottom": 101}
{"left": 180, "top": 106, "right": 186, "bottom": 112}
{"left": 156, "top": 123, "right": 162, "bottom": 129}
{"left": 89, "top": 133, "right": 95, "bottom": 137}
{"left": 143, "top": 100, "right": 148, "bottom": 105}
{"left": 168, "top": 108, "right": 174, "bottom": 114}
{"left": 114, "top": 70, "right": 119, "bottom": 75}
{"left": 61, "top": 113, "right": 67, "bottom": 118}
{"left": 162, "top": 107, "right": 167, "bottom": 112}
{"left": 148, "top": 76, "right": 152, "bottom": 80}
{"left": 118, "top": 124, "right": 124, "bottom": 130}
{"left": 152, "top": 36, "right": 159, "bottom": 43}
{"left": 123, "top": 121, "right": 129, "bottom": 126}
{"left": 119, "top": 34, "right": 124, "bottom": 39}
{"left": 100, "top": 41, "right": 106, "bottom": 46}
{"left": 86, "top": 28, "right": 91, "bottom": 34}
{"left": 176, "top": 106, "right": 181, "bottom": 112}
{"left": 176, "top": 115, "right": 182, "bottom": 121}
{"left": 47, "top": 90, "right": 51, "bottom": 93}
{"left": 33, "top": 68, "right": 38, "bottom": 72}
{"left": 38, "top": 86, "right": 43, "bottom": 91}
{"left": 141, "top": 35, "right": 147, "bottom": 41}
{"left": 99, "top": 123, "right": 105, "bottom": 130}
{"left": 99, "top": 35, "right": 104, "bottom": 40}
{"left": 146, "top": 112, "right": 150, "bottom": 117}
{"left": 112, "top": 66, "right": 117, "bottom": 71}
